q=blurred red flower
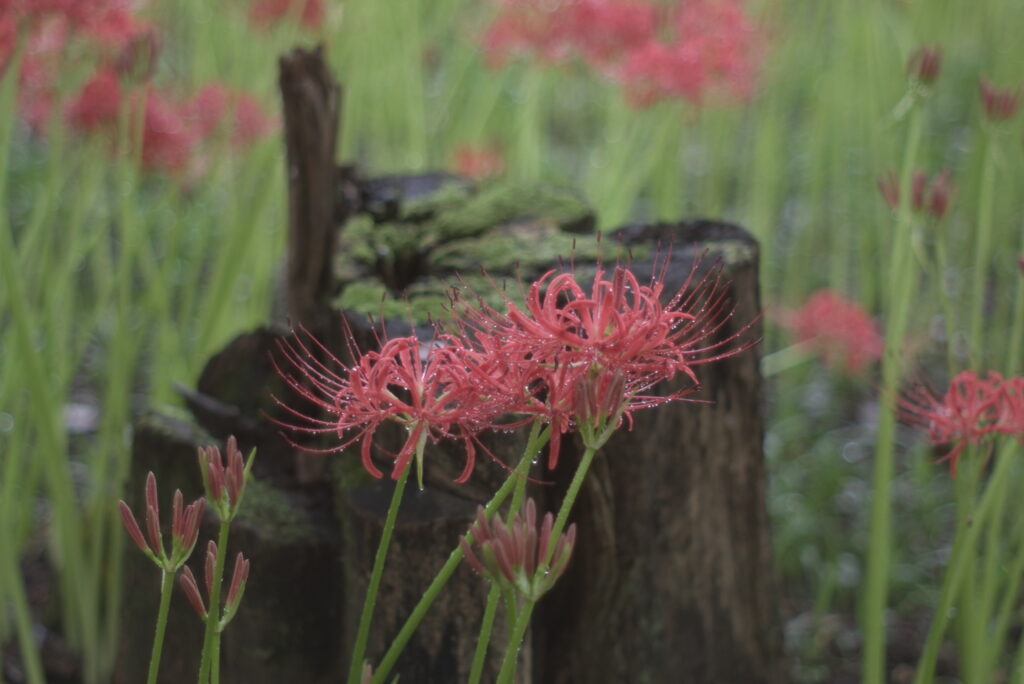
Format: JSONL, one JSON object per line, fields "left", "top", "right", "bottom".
{"left": 780, "top": 289, "right": 883, "bottom": 375}
{"left": 453, "top": 143, "right": 505, "bottom": 181}
{"left": 66, "top": 66, "right": 121, "bottom": 132}
{"left": 249, "top": 0, "right": 325, "bottom": 29}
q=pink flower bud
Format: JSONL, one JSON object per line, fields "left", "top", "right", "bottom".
{"left": 980, "top": 78, "right": 1021, "bottom": 122}
{"left": 907, "top": 46, "right": 942, "bottom": 84}
{"left": 118, "top": 500, "right": 148, "bottom": 554}
{"left": 179, "top": 566, "right": 207, "bottom": 618}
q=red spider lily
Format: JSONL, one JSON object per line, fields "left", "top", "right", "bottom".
{"left": 448, "top": 257, "right": 758, "bottom": 465}
{"left": 452, "top": 143, "right": 505, "bottom": 181}
{"left": 907, "top": 45, "right": 942, "bottom": 85}
{"left": 899, "top": 371, "right": 1013, "bottom": 475}
{"left": 272, "top": 326, "right": 515, "bottom": 486}
{"left": 198, "top": 435, "right": 254, "bottom": 522}
{"left": 248, "top": 0, "right": 325, "bottom": 30}
{"left": 460, "top": 498, "right": 576, "bottom": 601}
{"left": 179, "top": 541, "right": 251, "bottom": 628}
{"left": 65, "top": 66, "right": 121, "bottom": 133}
{"left": 877, "top": 168, "right": 954, "bottom": 220}
{"left": 779, "top": 289, "right": 882, "bottom": 375}
{"left": 118, "top": 472, "right": 205, "bottom": 572}
{"left": 980, "top": 78, "right": 1021, "bottom": 122}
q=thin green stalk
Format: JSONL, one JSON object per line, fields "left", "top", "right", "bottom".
{"left": 347, "top": 463, "right": 412, "bottom": 684}
{"left": 968, "top": 135, "right": 996, "bottom": 369}
{"left": 914, "top": 442, "right": 1017, "bottom": 684}
{"left": 0, "top": 532, "right": 45, "bottom": 684}
{"left": 495, "top": 599, "right": 535, "bottom": 684}
{"left": 862, "top": 100, "right": 924, "bottom": 684}
{"left": 547, "top": 445, "right": 598, "bottom": 562}
{"left": 982, "top": 486, "right": 1024, "bottom": 679}
{"left": 198, "top": 521, "right": 231, "bottom": 684}
{"left": 467, "top": 586, "right": 501, "bottom": 684}
{"left": 211, "top": 632, "right": 222, "bottom": 684}
{"left": 1005, "top": 218, "right": 1024, "bottom": 376}
{"left": 146, "top": 570, "right": 175, "bottom": 684}
{"left": 371, "top": 430, "right": 548, "bottom": 684}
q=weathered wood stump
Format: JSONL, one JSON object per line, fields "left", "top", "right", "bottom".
{"left": 117, "top": 46, "right": 782, "bottom": 683}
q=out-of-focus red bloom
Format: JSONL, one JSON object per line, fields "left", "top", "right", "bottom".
{"left": 460, "top": 498, "right": 576, "bottom": 601}
{"left": 780, "top": 289, "right": 882, "bottom": 375}
{"left": 273, "top": 328, "right": 515, "bottom": 485}
{"left": 184, "top": 83, "right": 277, "bottom": 148}
{"left": 452, "top": 143, "right": 505, "bottom": 181}
{"left": 248, "top": 0, "right": 325, "bottom": 29}
{"left": 564, "top": 0, "right": 656, "bottom": 70}
{"left": 617, "top": 0, "right": 760, "bottom": 106}
{"left": 81, "top": 5, "right": 152, "bottom": 51}
{"left": 900, "top": 371, "right": 1024, "bottom": 475}
{"left": 980, "top": 78, "right": 1021, "bottom": 122}
{"left": 907, "top": 45, "right": 942, "bottom": 85}
{"left": 65, "top": 66, "right": 121, "bottom": 132}
{"left": 130, "top": 87, "right": 198, "bottom": 173}
{"left": 877, "top": 168, "right": 954, "bottom": 220}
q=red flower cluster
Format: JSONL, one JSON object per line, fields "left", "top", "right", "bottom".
{"left": 248, "top": 0, "right": 325, "bottom": 29}
{"left": 900, "top": 371, "right": 1024, "bottom": 475}
{"left": 481, "top": 0, "right": 762, "bottom": 106}
{"left": 780, "top": 289, "right": 883, "bottom": 375}
{"left": 979, "top": 77, "right": 1021, "bottom": 122}
{"left": 3, "top": 1, "right": 278, "bottom": 176}
{"left": 877, "top": 168, "right": 954, "bottom": 220}
{"left": 274, "top": 258, "right": 756, "bottom": 482}
{"left": 452, "top": 143, "right": 505, "bottom": 181}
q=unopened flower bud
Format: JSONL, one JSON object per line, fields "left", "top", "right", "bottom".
{"left": 907, "top": 46, "right": 942, "bottom": 85}
{"left": 980, "top": 78, "right": 1021, "bottom": 122}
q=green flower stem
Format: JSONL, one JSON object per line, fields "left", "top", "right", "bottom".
{"left": 968, "top": 134, "right": 997, "bottom": 369}
{"left": 546, "top": 445, "right": 598, "bottom": 564}
{"left": 495, "top": 599, "right": 535, "bottom": 684}
{"left": 371, "top": 428, "right": 549, "bottom": 684}
{"left": 211, "top": 632, "right": 222, "bottom": 684}
{"left": 347, "top": 463, "right": 412, "bottom": 684}
{"left": 1006, "top": 218, "right": 1024, "bottom": 376}
{"left": 467, "top": 586, "right": 501, "bottom": 684}
{"left": 913, "top": 442, "right": 1016, "bottom": 684}
{"left": 467, "top": 420, "right": 542, "bottom": 684}
{"left": 862, "top": 99, "right": 924, "bottom": 684}
{"left": 145, "top": 570, "right": 175, "bottom": 684}
{"left": 198, "top": 521, "right": 231, "bottom": 684}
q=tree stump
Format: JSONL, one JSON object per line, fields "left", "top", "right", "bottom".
{"left": 117, "top": 46, "right": 782, "bottom": 683}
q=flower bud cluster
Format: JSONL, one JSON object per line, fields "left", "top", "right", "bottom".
{"left": 179, "top": 541, "right": 251, "bottom": 631}
{"left": 118, "top": 472, "right": 204, "bottom": 573}
{"left": 460, "top": 499, "right": 576, "bottom": 602}
{"left": 199, "top": 435, "right": 254, "bottom": 522}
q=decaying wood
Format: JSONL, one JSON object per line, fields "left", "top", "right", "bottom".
{"left": 279, "top": 45, "right": 345, "bottom": 328}
{"left": 533, "top": 221, "right": 784, "bottom": 684}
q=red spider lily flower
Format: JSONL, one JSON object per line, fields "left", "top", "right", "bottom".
{"left": 128, "top": 88, "right": 199, "bottom": 173}
{"left": 907, "top": 45, "right": 942, "bottom": 85}
{"left": 899, "top": 370, "right": 1016, "bottom": 475}
{"left": 184, "top": 84, "right": 278, "bottom": 148}
{"left": 452, "top": 143, "right": 505, "bottom": 181}
{"left": 272, "top": 327, "right": 515, "bottom": 487}
{"left": 65, "top": 66, "right": 121, "bottom": 133}
{"left": 249, "top": 0, "right": 325, "bottom": 29}
{"left": 448, "top": 257, "right": 758, "bottom": 465}
{"left": 179, "top": 542, "right": 251, "bottom": 629}
{"left": 877, "top": 168, "right": 954, "bottom": 220}
{"left": 198, "top": 436, "right": 254, "bottom": 522}
{"left": 617, "top": 0, "right": 761, "bottom": 107}
{"left": 118, "top": 472, "right": 205, "bottom": 572}
{"left": 460, "top": 498, "right": 576, "bottom": 601}
{"left": 780, "top": 290, "right": 882, "bottom": 375}
{"left": 980, "top": 78, "right": 1021, "bottom": 122}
